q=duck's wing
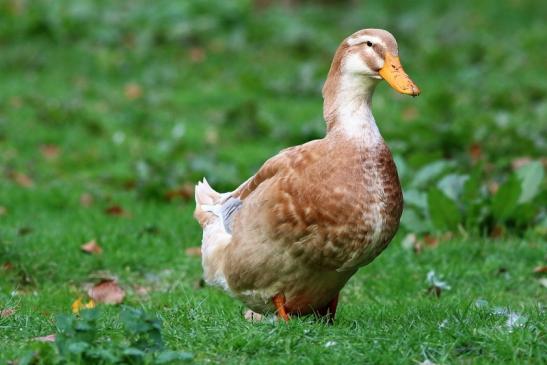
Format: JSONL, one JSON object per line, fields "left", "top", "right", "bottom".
{"left": 232, "top": 146, "right": 297, "bottom": 200}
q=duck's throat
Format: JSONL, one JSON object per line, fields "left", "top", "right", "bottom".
{"left": 323, "top": 74, "right": 382, "bottom": 145}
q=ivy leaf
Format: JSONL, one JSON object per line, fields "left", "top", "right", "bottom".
{"left": 427, "top": 187, "right": 461, "bottom": 231}
{"left": 491, "top": 175, "right": 522, "bottom": 221}
{"left": 515, "top": 161, "right": 544, "bottom": 203}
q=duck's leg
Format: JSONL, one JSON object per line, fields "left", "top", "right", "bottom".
{"left": 316, "top": 293, "right": 339, "bottom": 324}
{"left": 272, "top": 294, "right": 289, "bottom": 322}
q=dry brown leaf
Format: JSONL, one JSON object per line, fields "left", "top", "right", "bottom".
{"left": 34, "top": 334, "right": 56, "bottom": 343}
{"left": 2, "top": 262, "right": 14, "bottom": 271}
{"left": 533, "top": 266, "right": 547, "bottom": 274}
{"left": 40, "top": 144, "right": 60, "bottom": 159}
{"left": 469, "top": 143, "right": 482, "bottom": 162}
{"left": 88, "top": 279, "right": 125, "bottom": 305}
{"left": 185, "top": 247, "right": 202, "bottom": 257}
{"left": 80, "top": 192, "right": 94, "bottom": 207}
{"left": 81, "top": 240, "right": 103, "bottom": 255}
{"left": 124, "top": 82, "right": 143, "bottom": 100}
{"left": 423, "top": 234, "right": 439, "bottom": 247}
{"left": 165, "top": 184, "right": 194, "bottom": 201}
{"left": 189, "top": 47, "right": 206, "bottom": 63}
{"left": 1, "top": 308, "right": 15, "bottom": 318}
{"left": 105, "top": 205, "right": 129, "bottom": 217}
{"left": 490, "top": 225, "right": 505, "bottom": 238}
{"left": 11, "top": 172, "right": 33, "bottom": 188}
{"left": 0, "top": 206, "right": 7, "bottom": 216}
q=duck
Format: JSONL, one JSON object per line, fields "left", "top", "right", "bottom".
{"left": 194, "top": 28, "right": 420, "bottom": 322}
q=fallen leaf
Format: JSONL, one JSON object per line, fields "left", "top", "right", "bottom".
{"left": 81, "top": 240, "right": 103, "bottom": 255}
{"left": 79, "top": 193, "right": 94, "bottom": 207}
{"left": 0, "top": 206, "right": 7, "bottom": 216}
{"left": 244, "top": 309, "right": 264, "bottom": 322}
{"left": 88, "top": 279, "right": 125, "bottom": 305}
{"left": 105, "top": 205, "right": 128, "bottom": 217}
{"left": 40, "top": 144, "right": 60, "bottom": 159}
{"left": 34, "top": 334, "right": 56, "bottom": 343}
{"left": 469, "top": 143, "right": 482, "bottom": 162}
{"left": 71, "top": 297, "right": 96, "bottom": 314}
{"left": 490, "top": 225, "right": 505, "bottom": 238}
{"left": 185, "top": 247, "right": 202, "bottom": 256}
{"left": 189, "top": 47, "right": 206, "bottom": 63}
{"left": 533, "top": 265, "right": 547, "bottom": 274}
{"left": 165, "top": 183, "right": 194, "bottom": 201}
{"left": 1, "top": 308, "right": 16, "bottom": 318}
{"left": 10, "top": 172, "right": 33, "bottom": 188}
{"left": 124, "top": 82, "right": 143, "bottom": 100}
{"left": 423, "top": 234, "right": 439, "bottom": 247}
{"left": 2, "top": 262, "right": 13, "bottom": 271}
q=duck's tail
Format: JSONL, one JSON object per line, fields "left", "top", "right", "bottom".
{"left": 194, "top": 178, "right": 222, "bottom": 227}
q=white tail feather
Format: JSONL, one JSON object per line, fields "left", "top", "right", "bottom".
{"left": 195, "top": 178, "right": 221, "bottom": 206}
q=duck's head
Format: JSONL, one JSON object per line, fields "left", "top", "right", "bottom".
{"left": 328, "top": 29, "right": 420, "bottom": 96}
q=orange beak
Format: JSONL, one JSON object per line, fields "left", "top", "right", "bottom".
{"left": 379, "top": 53, "right": 420, "bottom": 96}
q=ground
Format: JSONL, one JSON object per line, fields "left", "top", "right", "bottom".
{"left": 0, "top": 0, "right": 545, "bottom": 364}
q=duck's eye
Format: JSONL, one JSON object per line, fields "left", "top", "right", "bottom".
{"left": 366, "top": 41, "right": 373, "bottom": 47}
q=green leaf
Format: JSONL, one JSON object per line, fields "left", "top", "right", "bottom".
{"left": 515, "top": 161, "right": 544, "bottom": 203}
{"left": 437, "top": 173, "right": 468, "bottom": 202}
{"left": 491, "top": 175, "right": 522, "bottom": 221}
{"left": 400, "top": 208, "right": 431, "bottom": 233}
{"left": 427, "top": 187, "right": 461, "bottom": 231}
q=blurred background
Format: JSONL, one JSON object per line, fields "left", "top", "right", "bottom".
{"left": 0, "top": 0, "right": 545, "bottom": 238}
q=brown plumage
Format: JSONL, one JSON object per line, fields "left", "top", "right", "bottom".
{"left": 194, "top": 29, "right": 420, "bottom": 321}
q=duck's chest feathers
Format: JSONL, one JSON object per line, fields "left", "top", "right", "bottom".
{"left": 332, "top": 142, "right": 404, "bottom": 270}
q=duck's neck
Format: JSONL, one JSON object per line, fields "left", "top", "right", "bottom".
{"left": 323, "top": 72, "right": 382, "bottom": 146}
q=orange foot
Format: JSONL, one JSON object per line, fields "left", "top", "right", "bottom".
{"left": 272, "top": 294, "right": 290, "bottom": 322}
{"left": 316, "top": 293, "right": 339, "bottom": 324}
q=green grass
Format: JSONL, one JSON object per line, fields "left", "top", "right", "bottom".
{"left": 0, "top": 0, "right": 546, "bottom": 363}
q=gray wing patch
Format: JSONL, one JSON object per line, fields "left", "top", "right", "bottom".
{"left": 221, "top": 197, "right": 243, "bottom": 234}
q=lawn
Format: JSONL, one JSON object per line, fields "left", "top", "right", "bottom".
{"left": 0, "top": 0, "right": 545, "bottom": 364}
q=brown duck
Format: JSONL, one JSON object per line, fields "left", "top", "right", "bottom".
{"left": 194, "top": 28, "right": 420, "bottom": 322}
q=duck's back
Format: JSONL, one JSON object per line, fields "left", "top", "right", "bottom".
{"left": 222, "top": 137, "right": 403, "bottom": 313}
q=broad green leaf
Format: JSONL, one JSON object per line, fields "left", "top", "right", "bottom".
{"left": 400, "top": 208, "right": 431, "bottom": 233}
{"left": 438, "top": 174, "right": 469, "bottom": 202}
{"left": 411, "top": 160, "right": 454, "bottom": 188}
{"left": 403, "top": 190, "right": 428, "bottom": 211}
{"left": 516, "top": 161, "right": 544, "bottom": 203}
{"left": 491, "top": 175, "right": 521, "bottom": 221}
{"left": 427, "top": 187, "right": 461, "bottom": 231}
